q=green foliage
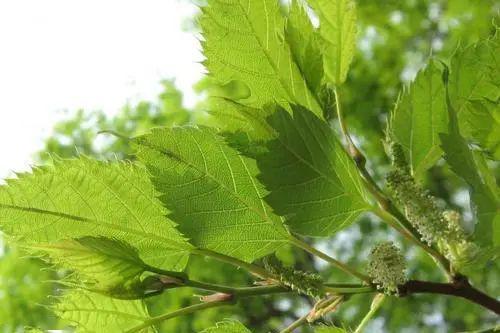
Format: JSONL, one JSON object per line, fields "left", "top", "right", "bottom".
{"left": 53, "top": 290, "right": 155, "bottom": 332}
{"left": 308, "top": 0, "right": 357, "bottom": 85}
{"left": 133, "top": 126, "right": 289, "bottom": 262}
{"left": 200, "top": 0, "right": 323, "bottom": 115}
{"left": 0, "top": 159, "right": 192, "bottom": 270}
{"left": 200, "top": 320, "right": 252, "bottom": 333}
{"left": 389, "top": 60, "right": 448, "bottom": 178}
{"left": 1, "top": 1, "right": 499, "bottom": 332}
{"left": 224, "top": 103, "right": 370, "bottom": 236}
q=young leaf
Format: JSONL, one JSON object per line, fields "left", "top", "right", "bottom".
{"left": 201, "top": 320, "right": 252, "bottom": 333}
{"left": 389, "top": 60, "right": 448, "bottom": 178}
{"left": 54, "top": 290, "right": 155, "bottom": 333}
{"left": 200, "top": 0, "right": 323, "bottom": 116}
{"left": 448, "top": 33, "right": 499, "bottom": 117}
{"left": 440, "top": 71, "right": 500, "bottom": 247}
{"left": 308, "top": 0, "right": 357, "bottom": 85}
{"left": 134, "top": 126, "right": 289, "bottom": 262}
{"left": 214, "top": 101, "right": 370, "bottom": 237}
{"left": 448, "top": 33, "right": 500, "bottom": 159}
{"left": 31, "top": 237, "right": 161, "bottom": 299}
{"left": 315, "top": 326, "right": 348, "bottom": 333}
{"left": 286, "top": 0, "right": 323, "bottom": 93}
{"left": 0, "top": 159, "right": 192, "bottom": 271}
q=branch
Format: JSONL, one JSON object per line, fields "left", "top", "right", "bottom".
{"left": 399, "top": 278, "right": 500, "bottom": 315}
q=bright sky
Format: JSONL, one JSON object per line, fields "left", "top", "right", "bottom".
{"left": 0, "top": 0, "right": 204, "bottom": 178}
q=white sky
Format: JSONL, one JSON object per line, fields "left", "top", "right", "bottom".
{"left": 0, "top": 0, "right": 204, "bottom": 178}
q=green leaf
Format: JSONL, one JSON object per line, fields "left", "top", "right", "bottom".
{"left": 286, "top": 0, "right": 323, "bottom": 93}
{"left": 308, "top": 0, "right": 357, "bottom": 85}
{"left": 449, "top": 33, "right": 499, "bottom": 116}
{"left": 389, "top": 60, "right": 448, "bottom": 178}
{"left": 31, "top": 237, "right": 162, "bottom": 299}
{"left": 315, "top": 325, "right": 348, "bottom": 333}
{"left": 200, "top": 320, "right": 252, "bottom": 333}
{"left": 134, "top": 126, "right": 289, "bottom": 262}
{"left": 0, "top": 159, "right": 192, "bottom": 271}
{"left": 216, "top": 101, "right": 370, "bottom": 237}
{"left": 440, "top": 72, "right": 500, "bottom": 247}
{"left": 460, "top": 99, "right": 500, "bottom": 160}
{"left": 53, "top": 290, "right": 155, "bottom": 333}
{"left": 200, "top": 0, "right": 323, "bottom": 116}
{"left": 448, "top": 33, "right": 500, "bottom": 159}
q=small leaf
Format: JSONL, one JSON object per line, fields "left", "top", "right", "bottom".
{"left": 308, "top": 0, "right": 357, "bottom": 85}
{"left": 286, "top": 0, "right": 323, "bottom": 93}
{"left": 389, "top": 60, "right": 448, "bottom": 178}
{"left": 134, "top": 126, "right": 289, "bottom": 262}
{"left": 201, "top": 0, "right": 323, "bottom": 115}
{"left": 200, "top": 320, "right": 252, "bottom": 333}
{"left": 53, "top": 290, "right": 155, "bottom": 333}
{"left": 0, "top": 159, "right": 192, "bottom": 271}
{"left": 315, "top": 325, "right": 348, "bottom": 333}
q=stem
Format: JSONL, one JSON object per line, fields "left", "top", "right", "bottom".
{"left": 125, "top": 299, "right": 231, "bottom": 333}
{"left": 192, "top": 248, "right": 276, "bottom": 280}
{"left": 290, "top": 236, "right": 371, "bottom": 284}
{"left": 333, "top": 87, "right": 364, "bottom": 164}
{"left": 332, "top": 86, "right": 452, "bottom": 278}
{"left": 399, "top": 279, "right": 500, "bottom": 315}
{"left": 279, "top": 312, "right": 310, "bottom": 333}
{"left": 324, "top": 285, "right": 374, "bottom": 294}
{"left": 354, "top": 294, "right": 386, "bottom": 333}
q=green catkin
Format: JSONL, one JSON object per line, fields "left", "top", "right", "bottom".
{"left": 386, "top": 143, "right": 463, "bottom": 245}
{"left": 367, "top": 242, "right": 406, "bottom": 295}
{"left": 264, "top": 257, "right": 324, "bottom": 298}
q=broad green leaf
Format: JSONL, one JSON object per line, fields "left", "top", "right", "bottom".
{"left": 389, "top": 60, "right": 448, "bottom": 178}
{"left": 460, "top": 99, "right": 500, "bottom": 160}
{"left": 134, "top": 126, "right": 289, "bottom": 262}
{"left": 449, "top": 33, "right": 499, "bottom": 116}
{"left": 286, "top": 0, "right": 323, "bottom": 93}
{"left": 0, "top": 159, "right": 192, "bottom": 271}
{"left": 200, "top": 320, "right": 252, "bottom": 333}
{"left": 440, "top": 73, "right": 500, "bottom": 247}
{"left": 54, "top": 290, "right": 155, "bottom": 333}
{"left": 215, "top": 101, "right": 370, "bottom": 237}
{"left": 448, "top": 34, "right": 500, "bottom": 160}
{"left": 31, "top": 237, "right": 160, "bottom": 299}
{"left": 308, "top": 0, "right": 357, "bottom": 85}
{"left": 200, "top": 0, "right": 323, "bottom": 116}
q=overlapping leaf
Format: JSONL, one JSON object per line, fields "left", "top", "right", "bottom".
{"left": 54, "top": 290, "right": 155, "bottom": 333}
{"left": 308, "top": 0, "right": 357, "bottom": 85}
{"left": 441, "top": 71, "right": 500, "bottom": 247}
{"left": 200, "top": 0, "right": 322, "bottom": 116}
{"left": 213, "top": 100, "right": 370, "bottom": 237}
{"left": 134, "top": 126, "right": 289, "bottom": 262}
{"left": 0, "top": 159, "right": 192, "bottom": 271}
{"left": 448, "top": 34, "right": 500, "bottom": 159}
{"left": 389, "top": 60, "right": 448, "bottom": 178}
{"left": 286, "top": 0, "right": 323, "bottom": 93}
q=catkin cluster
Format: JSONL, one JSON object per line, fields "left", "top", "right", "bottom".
{"left": 367, "top": 242, "right": 407, "bottom": 295}
{"left": 386, "top": 143, "right": 465, "bottom": 246}
{"left": 264, "top": 257, "right": 324, "bottom": 298}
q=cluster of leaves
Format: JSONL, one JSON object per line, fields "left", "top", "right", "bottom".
{"left": 0, "top": 0, "right": 499, "bottom": 332}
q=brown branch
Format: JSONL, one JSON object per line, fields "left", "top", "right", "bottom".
{"left": 399, "top": 277, "right": 500, "bottom": 315}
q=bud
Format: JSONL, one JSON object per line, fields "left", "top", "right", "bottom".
{"left": 368, "top": 242, "right": 406, "bottom": 295}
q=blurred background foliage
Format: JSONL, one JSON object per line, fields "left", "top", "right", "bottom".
{"left": 1, "top": 0, "right": 499, "bottom": 332}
